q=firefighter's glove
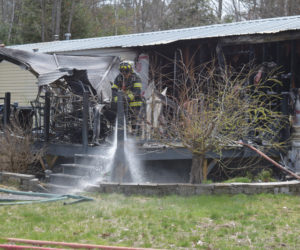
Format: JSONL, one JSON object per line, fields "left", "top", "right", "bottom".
{"left": 127, "top": 93, "right": 134, "bottom": 101}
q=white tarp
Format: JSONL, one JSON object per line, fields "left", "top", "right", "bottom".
{"left": 0, "top": 47, "right": 120, "bottom": 102}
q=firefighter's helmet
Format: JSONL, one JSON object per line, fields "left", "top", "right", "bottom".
{"left": 119, "top": 62, "right": 133, "bottom": 74}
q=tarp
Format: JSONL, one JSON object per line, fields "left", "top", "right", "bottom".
{"left": 0, "top": 47, "right": 120, "bottom": 102}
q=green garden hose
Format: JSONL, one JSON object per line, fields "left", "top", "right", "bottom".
{"left": 0, "top": 188, "right": 94, "bottom": 206}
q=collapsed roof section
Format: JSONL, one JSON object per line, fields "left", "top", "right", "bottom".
{"left": 0, "top": 47, "right": 120, "bottom": 102}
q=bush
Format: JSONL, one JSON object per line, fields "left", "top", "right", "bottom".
{"left": 0, "top": 123, "right": 44, "bottom": 174}
{"left": 254, "top": 169, "right": 276, "bottom": 182}
{"left": 222, "top": 169, "right": 277, "bottom": 183}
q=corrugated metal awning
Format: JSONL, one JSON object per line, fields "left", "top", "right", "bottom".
{"left": 7, "top": 15, "right": 300, "bottom": 53}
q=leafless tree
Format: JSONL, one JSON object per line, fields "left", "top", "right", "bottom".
{"left": 161, "top": 59, "right": 287, "bottom": 183}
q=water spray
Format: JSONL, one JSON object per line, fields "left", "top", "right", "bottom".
{"left": 111, "top": 91, "right": 132, "bottom": 182}
{"left": 79, "top": 90, "right": 145, "bottom": 188}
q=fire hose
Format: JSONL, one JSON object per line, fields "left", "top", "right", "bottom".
{"left": 1, "top": 238, "right": 160, "bottom": 250}
{"left": 238, "top": 141, "right": 300, "bottom": 180}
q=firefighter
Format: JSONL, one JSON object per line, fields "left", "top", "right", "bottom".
{"left": 112, "top": 61, "right": 143, "bottom": 132}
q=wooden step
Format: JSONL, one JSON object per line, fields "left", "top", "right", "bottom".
{"left": 74, "top": 154, "right": 111, "bottom": 165}
{"left": 49, "top": 173, "right": 85, "bottom": 186}
{"left": 61, "top": 163, "right": 105, "bottom": 176}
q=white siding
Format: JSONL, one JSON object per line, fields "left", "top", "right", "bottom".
{"left": 0, "top": 60, "right": 38, "bottom": 106}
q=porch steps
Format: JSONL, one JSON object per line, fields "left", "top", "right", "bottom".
{"left": 74, "top": 154, "right": 110, "bottom": 165}
{"left": 49, "top": 173, "right": 85, "bottom": 186}
{"left": 61, "top": 163, "right": 102, "bottom": 176}
{"left": 44, "top": 153, "right": 110, "bottom": 193}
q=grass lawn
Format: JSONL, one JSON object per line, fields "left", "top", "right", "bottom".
{"left": 1, "top": 192, "right": 300, "bottom": 249}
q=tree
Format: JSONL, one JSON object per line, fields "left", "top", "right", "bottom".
{"left": 218, "top": 0, "right": 223, "bottom": 21}
{"left": 0, "top": 0, "right": 22, "bottom": 44}
{"left": 0, "top": 0, "right": 221, "bottom": 45}
{"left": 163, "top": 59, "right": 287, "bottom": 183}
{"left": 164, "top": 0, "right": 217, "bottom": 29}
{"left": 231, "top": 0, "right": 300, "bottom": 21}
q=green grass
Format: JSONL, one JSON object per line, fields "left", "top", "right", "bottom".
{"left": 1, "top": 192, "right": 300, "bottom": 249}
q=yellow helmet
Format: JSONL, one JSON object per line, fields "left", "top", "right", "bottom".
{"left": 119, "top": 62, "right": 133, "bottom": 74}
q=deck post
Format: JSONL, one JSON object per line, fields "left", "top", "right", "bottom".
{"left": 82, "top": 91, "right": 89, "bottom": 152}
{"left": 3, "top": 92, "right": 11, "bottom": 128}
{"left": 44, "top": 91, "right": 50, "bottom": 142}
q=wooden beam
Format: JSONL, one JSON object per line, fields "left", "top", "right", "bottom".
{"left": 39, "top": 157, "right": 46, "bottom": 171}
{"left": 207, "top": 159, "right": 218, "bottom": 175}
{"left": 49, "top": 155, "right": 58, "bottom": 168}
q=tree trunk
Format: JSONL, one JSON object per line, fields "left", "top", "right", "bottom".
{"left": 288, "top": 0, "right": 295, "bottom": 15}
{"left": 51, "top": 0, "right": 58, "bottom": 37}
{"left": 55, "top": 0, "right": 62, "bottom": 38}
{"left": 1, "top": 0, "right": 4, "bottom": 23}
{"left": 67, "top": 0, "right": 76, "bottom": 33}
{"left": 133, "top": 0, "right": 142, "bottom": 33}
{"left": 218, "top": 0, "right": 223, "bottom": 21}
{"left": 7, "top": 0, "right": 15, "bottom": 43}
{"left": 113, "top": 0, "right": 119, "bottom": 35}
{"left": 1, "top": 0, "right": 8, "bottom": 23}
{"left": 253, "top": 0, "right": 257, "bottom": 19}
{"left": 40, "top": 0, "right": 46, "bottom": 42}
{"left": 133, "top": 0, "right": 138, "bottom": 32}
{"left": 189, "top": 153, "right": 205, "bottom": 184}
{"left": 232, "top": 0, "right": 240, "bottom": 22}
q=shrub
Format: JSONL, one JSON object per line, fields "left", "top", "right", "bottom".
{"left": 0, "top": 123, "right": 44, "bottom": 174}
{"left": 254, "top": 169, "right": 276, "bottom": 182}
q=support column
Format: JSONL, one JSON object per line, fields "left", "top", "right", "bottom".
{"left": 288, "top": 89, "right": 300, "bottom": 173}
{"left": 44, "top": 91, "right": 50, "bottom": 142}
{"left": 3, "top": 92, "right": 11, "bottom": 128}
{"left": 216, "top": 43, "right": 225, "bottom": 71}
{"left": 290, "top": 40, "right": 296, "bottom": 89}
{"left": 82, "top": 91, "right": 89, "bottom": 151}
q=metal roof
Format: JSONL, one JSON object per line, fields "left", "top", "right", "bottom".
{"left": 9, "top": 15, "right": 300, "bottom": 53}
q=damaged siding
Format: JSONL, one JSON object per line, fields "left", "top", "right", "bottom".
{"left": 0, "top": 61, "right": 37, "bottom": 106}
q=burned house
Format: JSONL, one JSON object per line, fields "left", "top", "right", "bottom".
{"left": 1, "top": 15, "right": 300, "bottom": 184}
